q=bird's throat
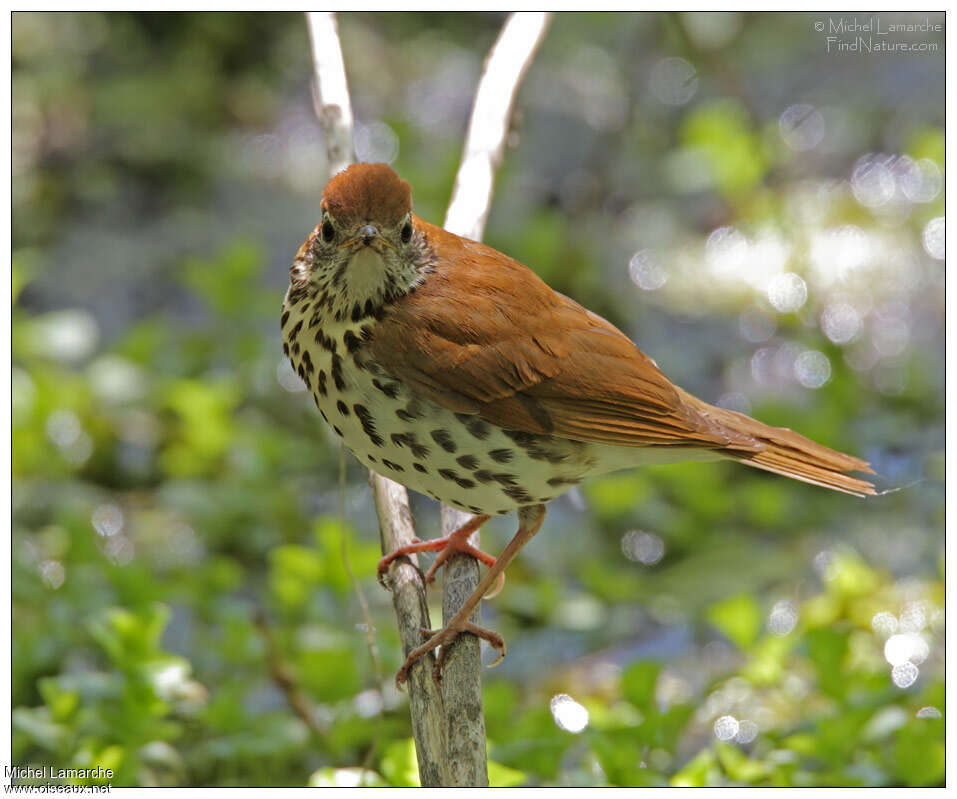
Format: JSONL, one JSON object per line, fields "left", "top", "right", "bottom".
{"left": 345, "top": 247, "right": 390, "bottom": 302}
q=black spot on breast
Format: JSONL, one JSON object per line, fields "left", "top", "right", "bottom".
{"left": 315, "top": 329, "right": 336, "bottom": 353}
{"left": 353, "top": 404, "right": 383, "bottom": 447}
{"left": 320, "top": 409, "right": 328, "bottom": 422}
{"left": 317, "top": 370, "right": 327, "bottom": 396}
{"left": 469, "top": 470, "right": 518, "bottom": 487}
{"left": 391, "top": 433, "right": 429, "bottom": 459}
{"left": 373, "top": 379, "right": 400, "bottom": 399}
{"left": 332, "top": 260, "right": 348, "bottom": 287}
{"left": 368, "top": 454, "right": 377, "bottom": 463}
{"left": 468, "top": 505, "right": 483, "bottom": 514}
{"left": 547, "top": 476, "right": 580, "bottom": 487}
{"left": 331, "top": 354, "right": 345, "bottom": 391}
{"left": 333, "top": 425, "right": 343, "bottom": 437}
{"left": 431, "top": 429, "right": 457, "bottom": 453}
{"left": 280, "top": 310, "right": 290, "bottom": 329}
{"left": 382, "top": 459, "right": 404, "bottom": 472}
{"left": 456, "top": 454, "right": 479, "bottom": 470}
{"left": 336, "top": 400, "right": 349, "bottom": 416}
{"left": 344, "top": 330, "right": 361, "bottom": 353}
{"left": 396, "top": 409, "right": 415, "bottom": 422}
{"left": 501, "top": 485, "right": 534, "bottom": 504}
{"left": 291, "top": 342, "right": 300, "bottom": 356}
{"left": 400, "top": 399, "right": 424, "bottom": 419}
{"left": 412, "top": 462, "right": 427, "bottom": 473}
{"left": 489, "top": 449, "right": 514, "bottom": 464}
{"left": 455, "top": 413, "right": 491, "bottom": 440}
{"left": 301, "top": 350, "right": 314, "bottom": 374}
{"left": 288, "top": 319, "right": 303, "bottom": 342}
{"left": 438, "top": 468, "right": 475, "bottom": 489}
{"left": 282, "top": 342, "right": 289, "bottom": 356}
{"left": 502, "top": 430, "right": 566, "bottom": 463}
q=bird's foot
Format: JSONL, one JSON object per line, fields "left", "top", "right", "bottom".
{"left": 395, "top": 620, "right": 506, "bottom": 688}
{"left": 377, "top": 514, "right": 504, "bottom": 596}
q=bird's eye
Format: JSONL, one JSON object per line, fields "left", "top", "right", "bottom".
{"left": 321, "top": 219, "right": 335, "bottom": 243}
{"left": 400, "top": 221, "right": 413, "bottom": 243}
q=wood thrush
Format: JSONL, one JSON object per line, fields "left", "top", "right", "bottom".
{"left": 282, "top": 162, "right": 875, "bottom": 686}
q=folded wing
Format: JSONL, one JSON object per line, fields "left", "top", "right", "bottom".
{"left": 369, "top": 219, "right": 874, "bottom": 496}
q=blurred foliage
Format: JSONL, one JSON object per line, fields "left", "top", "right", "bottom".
{"left": 12, "top": 11, "right": 943, "bottom": 787}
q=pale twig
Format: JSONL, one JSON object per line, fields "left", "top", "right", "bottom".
{"left": 439, "top": 11, "right": 552, "bottom": 788}
{"left": 444, "top": 12, "right": 552, "bottom": 241}
{"left": 254, "top": 610, "right": 327, "bottom": 739}
{"left": 304, "top": 11, "right": 450, "bottom": 787}
{"left": 305, "top": 12, "right": 354, "bottom": 176}
{"left": 339, "top": 446, "right": 383, "bottom": 689}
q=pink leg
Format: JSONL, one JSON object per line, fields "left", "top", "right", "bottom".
{"left": 378, "top": 514, "right": 504, "bottom": 595}
{"left": 395, "top": 505, "right": 546, "bottom": 688}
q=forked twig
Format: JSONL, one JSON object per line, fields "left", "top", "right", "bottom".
{"left": 305, "top": 11, "right": 449, "bottom": 787}
{"left": 304, "top": 10, "right": 551, "bottom": 787}
{"left": 438, "top": 12, "right": 552, "bottom": 788}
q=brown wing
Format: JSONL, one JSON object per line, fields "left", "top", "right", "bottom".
{"left": 368, "top": 219, "right": 756, "bottom": 453}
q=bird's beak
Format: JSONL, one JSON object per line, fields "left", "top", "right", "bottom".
{"left": 340, "top": 224, "right": 394, "bottom": 252}
{"left": 359, "top": 224, "right": 379, "bottom": 245}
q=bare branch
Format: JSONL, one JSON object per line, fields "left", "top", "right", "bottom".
{"left": 370, "top": 474, "right": 450, "bottom": 786}
{"left": 304, "top": 11, "right": 449, "bottom": 786}
{"left": 444, "top": 12, "right": 552, "bottom": 242}
{"left": 438, "top": 11, "right": 552, "bottom": 788}
{"left": 306, "top": 12, "right": 356, "bottom": 175}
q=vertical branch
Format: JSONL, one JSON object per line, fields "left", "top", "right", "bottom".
{"left": 306, "top": 12, "right": 355, "bottom": 175}
{"left": 438, "top": 11, "right": 552, "bottom": 789}
{"left": 370, "top": 474, "right": 450, "bottom": 786}
{"left": 443, "top": 12, "right": 553, "bottom": 241}
{"left": 304, "top": 12, "right": 450, "bottom": 786}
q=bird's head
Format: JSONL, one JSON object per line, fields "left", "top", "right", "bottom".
{"left": 290, "top": 163, "right": 431, "bottom": 319}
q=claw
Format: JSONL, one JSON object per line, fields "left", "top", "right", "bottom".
{"left": 486, "top": 637, "right": 507, "bottom": 668}
{"left": 484, "top": 570, "right": 506, "bottom": 599}
{"left": 379, "top": 515, "right": 496, "bottom": 595}
{"left": 394, "top": 618, "right": 509, "bottom": 687}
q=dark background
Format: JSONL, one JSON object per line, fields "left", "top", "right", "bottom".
{"left": 12, "top": 12, "right": 944, "bottom": 786}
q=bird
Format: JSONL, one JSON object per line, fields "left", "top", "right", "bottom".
{"left": 282, "top": 162, "right": 876, "bottom": 686}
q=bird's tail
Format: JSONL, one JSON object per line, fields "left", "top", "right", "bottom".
{"left": 680, "top": 391, "right": 877, "bottom": 497}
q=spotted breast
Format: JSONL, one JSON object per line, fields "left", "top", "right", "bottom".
{"left": 281, "top": 287, "right": 603, "bottom": 515}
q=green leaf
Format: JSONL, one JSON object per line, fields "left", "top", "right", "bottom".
{"left": 893, "top": 716, "right": 945, "bottom": 786}
{"left": 715, "top": 742, "right": 769, "bottom": 783}
{"left": 671, "top": 748, "right": 718, "bottom": 787}
{"left": 488, "top": 759, "right": 527, "bottom": 787}
{"left": 621, "top": 661, "right": 660, "bottom": 712}
{"left": 804, "top": 628, "right": 850, "bottom": 698}
{"left": 706, "top": 594, "right": 762, "bottom": 650}
{"left": 380, "top": 738, "right": 420, "bottom": 787}
{"left": 38, "top": 677, "right": 79, "bottom": 722}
